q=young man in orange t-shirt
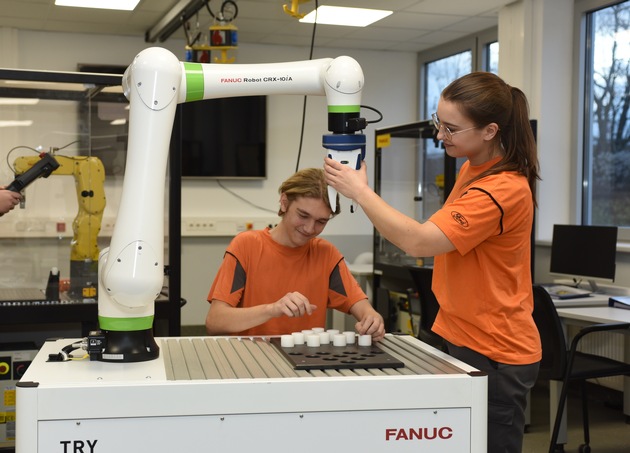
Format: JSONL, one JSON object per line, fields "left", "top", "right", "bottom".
{"left": 206, "top": 168, "right": 384, "bottom": 341}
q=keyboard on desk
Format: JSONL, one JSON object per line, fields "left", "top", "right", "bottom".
{"left": 0, "top": 299, "right": 95, "bottom": 307}
{"left": 542, "top": 284, "right": 592, "bottom": 299}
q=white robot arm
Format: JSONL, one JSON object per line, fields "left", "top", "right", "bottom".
{"left": 95, "top": 47, "right": 366, "bottom": 362}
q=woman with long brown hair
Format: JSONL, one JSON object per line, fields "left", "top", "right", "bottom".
{"left": 325, "top": 71, "right": 541, "bottom": 453}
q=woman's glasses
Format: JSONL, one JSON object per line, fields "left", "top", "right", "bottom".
{"left": 431, "top": 113, "right": 478, "bottom": 141}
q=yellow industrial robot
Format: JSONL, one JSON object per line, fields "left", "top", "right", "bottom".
{"left": 13, "top": 153, "right": 106, "bottom": 300}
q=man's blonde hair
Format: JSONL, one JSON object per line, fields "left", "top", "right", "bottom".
{"left": 278, "top": 168, "right": 340, "bottom": 216}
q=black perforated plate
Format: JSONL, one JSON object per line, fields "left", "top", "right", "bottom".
{"left": 270, "top": 338, "right": 405, "bottom": 371}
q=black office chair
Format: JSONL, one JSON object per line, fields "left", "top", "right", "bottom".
{"left": 407, "top": 267, "right": 446, "bottom": 351}
{"left": 531, "top": 285, "right": 630, "bottom": 453}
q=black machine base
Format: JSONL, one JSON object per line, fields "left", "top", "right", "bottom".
{"left": 90, "top": 329, "right": 159, "bottom": 362}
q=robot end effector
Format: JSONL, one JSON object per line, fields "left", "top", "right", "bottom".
{"left": 321, "top": 55, "right": 368, "bottom": 211}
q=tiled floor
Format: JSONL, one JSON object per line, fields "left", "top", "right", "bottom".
{"left": 523, "top": 380, "right": 630, "bottom": 452}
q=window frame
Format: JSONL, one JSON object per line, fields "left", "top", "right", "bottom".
{"left": 574, "top": 0, "right": 630, "bottom": 242}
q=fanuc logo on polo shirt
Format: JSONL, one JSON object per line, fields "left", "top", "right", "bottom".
{"left": 451, "top": 211, "right": 469, "bottom": 227}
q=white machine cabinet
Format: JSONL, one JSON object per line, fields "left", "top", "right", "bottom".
{"left": 17, "top": 334, "right": 487, "bottom": 452}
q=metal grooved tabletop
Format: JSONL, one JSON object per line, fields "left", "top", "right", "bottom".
{"left": 161, "top": 335, "right": 464, "bottom": 381}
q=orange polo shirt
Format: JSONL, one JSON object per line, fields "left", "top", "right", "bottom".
{"left": 429, "top": 158, "right": 541, "bottom": 365}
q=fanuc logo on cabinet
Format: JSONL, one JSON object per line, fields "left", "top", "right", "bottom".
{"left": 385, "top": 426, "right": 454, "bottom": 441}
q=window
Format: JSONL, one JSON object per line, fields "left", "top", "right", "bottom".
{"left": 419, "top": 28, "right": 498, "bottom": 121}
{"left": 485, "top": 41, "right": 499, "bottom": 74}
{"left": 424, "top": 51, "right": 472, "bottom": 122}
{"left": 416, "top": 29, "right": 498, "bottom": 219}
{"left": 580, "top": 0, "right": 630, "bottom": 234}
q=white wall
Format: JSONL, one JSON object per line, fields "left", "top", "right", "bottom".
{"left": 4, "top": 28, "right": 417, "bottom": 235}
{"left": 0, "top": 27, "right": 419, "bottom": 326}
{"left": 499, "top": 0, "right": 576, "bottom": 243}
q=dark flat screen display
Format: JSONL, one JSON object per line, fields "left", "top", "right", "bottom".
{"left": 173, "top": 96, "right": 267, "bottom": 179}
{"left": 549, "top": 224, "right": 618, "bottom": 281}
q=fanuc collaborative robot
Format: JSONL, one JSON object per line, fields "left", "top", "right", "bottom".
{"left": 17, "top": 48, "right": 488, "bottom": 453}
{"left": 94, "top": 47, "right": 367, "bottom": 362}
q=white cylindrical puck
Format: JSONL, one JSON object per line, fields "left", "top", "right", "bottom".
{"left": 358, "top": 335, "right": 372, "bottom": 346}
{"left": 306, "top": 334, "right": 321, "bottom": 347}
{"left": 327, "top": 329, "right": 340, "bottom": 335}
{"left": 281, "top": 335, "right": 295, "bottom": 348}
{"left": 312, "top": 327, "right": 325, "bottom": 333}
{"left": 302, "top": 329, "right": 314, "bottom": 336}
{"left": 319, "top": 332, "right": 331, "bottom": 344}
{"left": 343, "top": 331, "right": 356, "bottom": 344}
{"left": 292, "top": 332, "right": 305, "bottom": 345}
{"left": 333, "top": 334, "right": 347, "bottom": 347}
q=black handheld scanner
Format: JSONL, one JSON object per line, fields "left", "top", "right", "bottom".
{"left": 6, "top": 153, "right": 60, "bottom": 192}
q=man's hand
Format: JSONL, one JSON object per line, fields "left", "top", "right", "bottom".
{"left": 271, "top": 292, "right": 317, "bottom": 319}
{"left": 349, "top": 299, "right": 386, "bottom": 341}
{"left": 355, "top": 313, "right": 386, "bottom": 342}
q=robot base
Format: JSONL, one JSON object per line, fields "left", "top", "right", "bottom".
{"left": 94, "top": 329, "right": 160, "bottom": 363}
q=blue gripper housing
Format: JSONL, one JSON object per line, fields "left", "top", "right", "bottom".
{"left": 322, "top": 134, "right": 366, "bottom": 169}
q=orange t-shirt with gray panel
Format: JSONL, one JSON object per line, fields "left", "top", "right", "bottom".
{"left": 208, "top": 228, "right": 366, "bottom": 337}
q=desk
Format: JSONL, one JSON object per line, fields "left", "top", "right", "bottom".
{"left": 552, "top": 306, "right": 630, "bottom": 444}
{"left": 556, "top": 305, "right": 630, "bottom": 324}
{"left": 0, "top": 296, "right": 179, "bottom": 337}
{"left": 552, "top": 292, "right": 610, "bottom": 308}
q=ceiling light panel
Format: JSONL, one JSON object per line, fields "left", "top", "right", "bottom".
{"left": 300, "top": 6, "right": 393, "bottom": 27}
{"left": 55, "top": 0, "right": 141, "bottom": 11}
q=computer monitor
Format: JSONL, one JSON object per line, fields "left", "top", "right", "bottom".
{"left": 549, "top": 224, "right": 618, "bottom": 291}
